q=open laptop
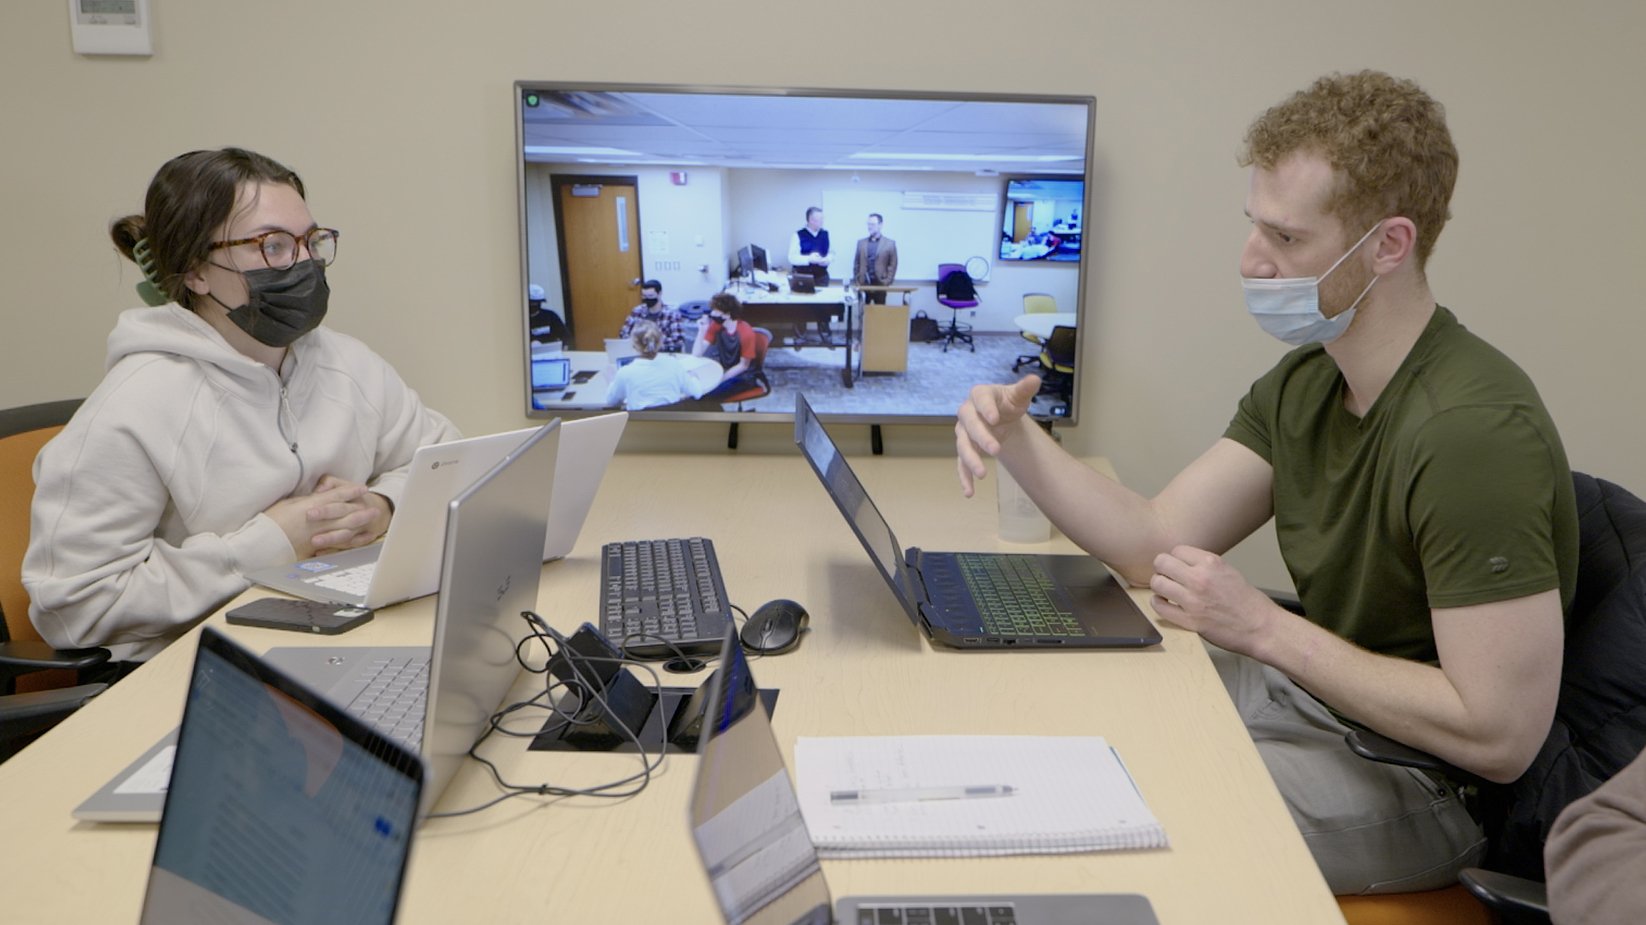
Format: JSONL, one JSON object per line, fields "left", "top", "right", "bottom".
{"left": 793, "top": 393, "right": 1160, "bottom": 650}
{"left": 138, "top": 626, "right": 422, "bottom": 924}
{"left": 77, "top": 421, "right": 559, "bottom": 823}
{"left": 245, "top": 412, "right": 625, "bottom": 607}
{"left": 532, "top": 355, "right": 572, "bottom": 391}
{"left": 689, "top": 626, "right": 1159, "bottom": 925}
{"left": 605, "top": 336, "right": 640, "bottom": 367}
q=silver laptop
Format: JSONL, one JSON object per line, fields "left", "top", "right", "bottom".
{"left": 76, "top": 421, "right": 560, "bottom": 823}
{"left": 689, "top": 626, "right": 1159, "bottom": 925}
{"left": 605, "top": 336, "right": 640, "bottom": 367}
{"left": 139, "top": 627, "right": 422, "bottom": 924}
{"left": 246, "top": 412, "right": 625, "bottom": 607}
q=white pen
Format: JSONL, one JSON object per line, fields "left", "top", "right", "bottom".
{"left": 829, "top": 784, "right": 1017, "bottom": 805}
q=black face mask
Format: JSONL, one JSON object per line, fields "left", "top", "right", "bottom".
{"left": 642, "top": 297, "right": 660, "bottom": 308}
{"left": 211, "top": 261, "right": 330, "bottom": 348}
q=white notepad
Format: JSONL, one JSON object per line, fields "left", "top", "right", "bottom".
{"left": 794, "top": 735, "right": 1167, "bottom": 858}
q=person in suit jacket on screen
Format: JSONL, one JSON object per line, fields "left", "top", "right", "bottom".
{"left": 852, "top": 213, "right": 899, "bottom": 304}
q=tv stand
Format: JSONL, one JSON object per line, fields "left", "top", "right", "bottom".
{"left": 727, "top": 422, "right": 886, "bottom": 453}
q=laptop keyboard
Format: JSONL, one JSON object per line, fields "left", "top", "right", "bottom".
{"left": 951, "top": 554, "right": 1085, "bottom": 638}
{"left": 303, "top": 561, "right": 376, "bottom": 598}
{"left": 346, "top": 654, "right": 430, "bottom": 749}
{"left": 853, "top": 904, "right": 1020, "bottom": 925}
{"left": 600, "top": 537, "right": 733, "bottom": 657}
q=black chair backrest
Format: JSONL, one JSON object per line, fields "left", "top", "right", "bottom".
{"left": 1045, "top": 325, "right": 1077, "bottom": 365}
{"left": 1487, "top": 471, "right": 1646, "bottom": 879}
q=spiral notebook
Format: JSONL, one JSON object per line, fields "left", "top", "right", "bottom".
{"left": 794, "top": 735, "right": 1167, "bottom": 858}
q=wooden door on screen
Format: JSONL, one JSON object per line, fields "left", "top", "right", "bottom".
{"left": 554, "top": 177, "right": 642, "bottom": 350}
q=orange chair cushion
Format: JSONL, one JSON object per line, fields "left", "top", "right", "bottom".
{"left": 2, "top": 422, "right": 71, "bottom": 692}
{"left": 1337, "top": 884, "right": 1491, "bottom": 925}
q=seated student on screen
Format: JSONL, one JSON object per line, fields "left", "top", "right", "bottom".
{"left": 691, "top": 292, "right": 761, "bottom": 401}
{"left": 24, "top": 147, "right": 459, "bottom": 663}
{"left": 605, "top": 321, "right": 709, "bottom": 411}
{"left": 616, "top": 279, "right": 685, "bottom": 353}
{"left": 955, "top": 71, "right": 1578, "bottom": 895}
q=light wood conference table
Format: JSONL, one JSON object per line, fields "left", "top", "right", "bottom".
{"left": 1015, "top": 311, "right": 1079, "bottom": 342}
{"left": 0, "top": 451, "right": 1343, "bottom": 924}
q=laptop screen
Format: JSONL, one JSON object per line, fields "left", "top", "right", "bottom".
{"left": 532, "top": 356, "right": 571, "bottom": 389}
{"left": 792, "top": 393, "right": 921, "bottom": 623}
{"left": 141, "top": 628, "right": 422, "bottom": 925}
{"left": 689, "top": 628, "right": 831, "bottom": 925}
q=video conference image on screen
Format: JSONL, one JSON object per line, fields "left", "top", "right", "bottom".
{"left": 517, "top": 83, "right": 1094, "bottom": 425}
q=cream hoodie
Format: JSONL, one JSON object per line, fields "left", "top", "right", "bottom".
{"left": 25, "top": 305, "right": 460, "bottom": 660}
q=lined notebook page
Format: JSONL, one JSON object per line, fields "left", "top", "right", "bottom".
{"left": 794, "top": 736, "right": 1166, "bottom": 859}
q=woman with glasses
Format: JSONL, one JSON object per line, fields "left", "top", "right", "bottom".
{"left": 24, "top": 147, "right": 459, "bottom": 662}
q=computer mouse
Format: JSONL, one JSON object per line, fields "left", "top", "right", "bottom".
{"left": 740, "top": 599, "right": 809, "bottom": 654}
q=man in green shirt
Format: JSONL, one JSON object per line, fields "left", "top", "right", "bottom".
{"left": 955, "top": 71, "right": 1578, "bottom": 895}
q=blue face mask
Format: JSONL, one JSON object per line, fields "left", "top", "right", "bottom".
{"left": 1242, "top": 223, "right": 1381, "bottom": 346}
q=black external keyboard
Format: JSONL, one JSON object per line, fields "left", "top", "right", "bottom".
{"left": 853, "top": 904, "right": 1020, "bottom": 925}
{"left": 599, "top": 537, "right": 734, "bottom": 657}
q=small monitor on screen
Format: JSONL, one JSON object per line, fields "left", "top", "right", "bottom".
{"left": 1000, "top": 178, "right": 1084, "bottom": 263}
{"left": 516, "top": 82, "right": 1094, "bottom": 426}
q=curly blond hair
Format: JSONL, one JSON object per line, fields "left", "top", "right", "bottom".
{"left": 1240, "top": 71, "right": 1458, "bottom": 269}
{"left": 630, "top": 320, "right": 663, "bottom": 357}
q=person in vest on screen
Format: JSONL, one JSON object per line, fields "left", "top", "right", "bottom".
{"left": 852, "top": 213, "right": 899, "bottom": 305}
{"left": 787, "top": 206, "right": 835, "bottom": 344}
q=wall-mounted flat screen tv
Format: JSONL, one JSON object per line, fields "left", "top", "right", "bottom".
{"left": 515, "top": 82, "right": 1095, "bottom": 424}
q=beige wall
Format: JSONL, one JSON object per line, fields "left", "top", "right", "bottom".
{"left": 4, "top": 2, "right": 1643, "bottom": 590}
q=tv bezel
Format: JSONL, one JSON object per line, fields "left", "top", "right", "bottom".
{"left": 514, "top": 80, "right": 1096, "bottom": 427}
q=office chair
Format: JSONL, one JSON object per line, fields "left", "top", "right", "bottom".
{"left": 1035, "top": 325, "right": 1077, "bottom": 408}
{"left": 719, "top": 327, "right": 773, "bottom": 410}
{"left": 1, "top": 399, "right": 112, "bottom": 762}
{"left": 935, "top": 263, "right": 977, "bottom": 353}
{"left": 1275, "top": 470, "right": 1646, "bottom": 925}
{"left": 1014, "top": 293, "right": 1058, "bottom": 372}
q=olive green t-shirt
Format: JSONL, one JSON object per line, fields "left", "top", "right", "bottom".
{"left": 1224, "top": 306, "right": 1578, "bottom": 664}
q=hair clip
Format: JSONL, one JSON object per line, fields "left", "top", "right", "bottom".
{"left": 133, "top": 237, "right": 170, "bottom": 306}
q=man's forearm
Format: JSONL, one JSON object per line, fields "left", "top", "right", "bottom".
{"left": 994, "top": 417, "right": 1170, "bottom": 583}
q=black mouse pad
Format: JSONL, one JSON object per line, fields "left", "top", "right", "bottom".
{"left": 527, "top": 686, "right": 779, "bottom": 754}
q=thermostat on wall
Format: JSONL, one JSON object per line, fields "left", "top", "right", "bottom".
{"left": 69, "top": 0, "right": 153, "bottom": 56}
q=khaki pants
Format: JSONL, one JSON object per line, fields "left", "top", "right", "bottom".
{"left": 1206, "top": 643, "right": 1487, "bottom": 894}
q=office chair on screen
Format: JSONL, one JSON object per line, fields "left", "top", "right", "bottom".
{"left": 1035, "top": 325, "right": 1077, "bottom": 408}
{"left": 0, "top": 399, "right": 112, "bottom": 763}
{"left": 1276, "top": 470, "right": 1646, "bottom": 925}
{"left": 1014, "top": 293, "right": 1058, "bottom": 372}
{"left": 935, "top": 263, "right": 977, "bottom": 353}
{"left": 719, "top": 327, "right": 773, "bottom": 410}
{"left": 675, "top": 300, "right": 710, "bottom": 351}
